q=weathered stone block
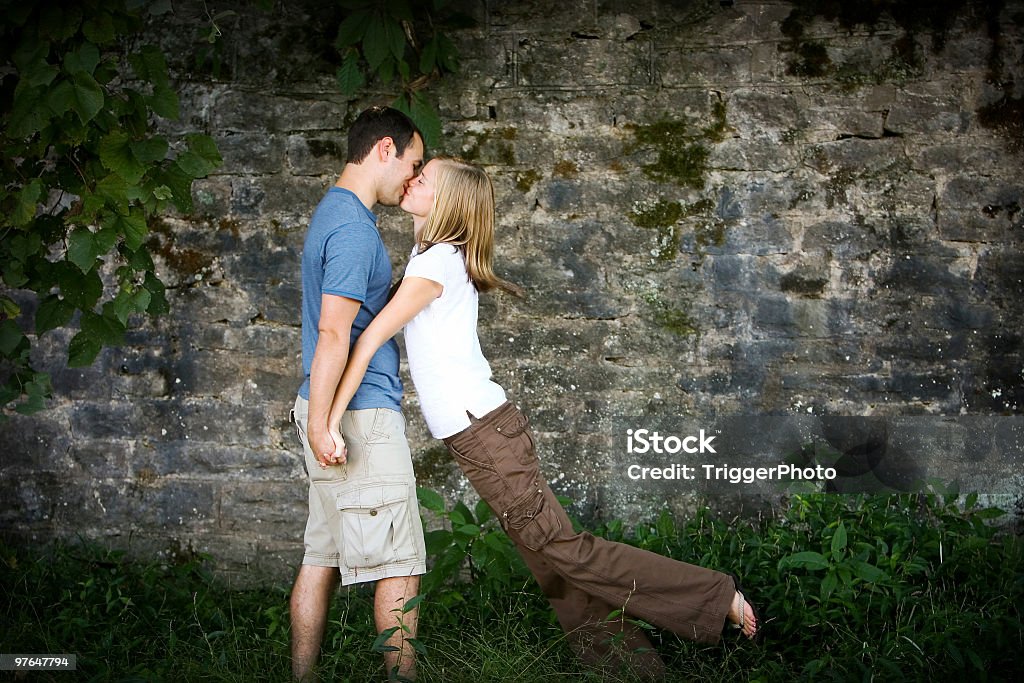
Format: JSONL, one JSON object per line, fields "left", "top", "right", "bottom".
{"left": 286, "top": 135, "right": 346, "bottom": 176}
{"left": 656, "top": 45, "right": 751, "bottom": 86}
{"left": 211, "top": 90, "right": 349, "bottom": 133}
{"left": 886, "top": 83, "right": 970, "bottom": 135}
{"left": 214, "top": 132, "right": 287, "bottom": 175}
{"left": 518, "top": 37, "right": 650, "bottom": 88}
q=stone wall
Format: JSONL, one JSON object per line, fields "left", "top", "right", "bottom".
{"left": 2, "top": 0, "right": 1022, "bottom": 584}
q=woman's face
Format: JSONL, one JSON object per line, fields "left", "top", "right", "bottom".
{"left": 400, "top": 158, "right": 439, "bottom": 219}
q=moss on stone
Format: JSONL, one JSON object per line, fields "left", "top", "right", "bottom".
{"left": 654, "top": 307, "right": 700, "bottom": 337}
{"left": 462, "top": 128, "right": 517, "bottom": 165}
{"left": 630, "top": 200, "right": 683, "bottom": 261}
{"left": 515, "top": 169, "right": 542, "bottom": 192}
{"left": 703, "top": 100, "right": 730, "bottom": 142}
{"left": 781, "top": 272, "right": 828, "bottom": 297}
{"left": 628, "top": 119, "right": 710, "bottom": 189}
{"left": 553, "top": 160, "right": 579, "bottom": 178}
{"left": 413, "top": 445, "right": 455, "bottom": 487}
{"left": 630, "top": 200, "right": 683, "bottom": 228}
{"left": 695, "top": 221, "right": 726, "bottom": 250}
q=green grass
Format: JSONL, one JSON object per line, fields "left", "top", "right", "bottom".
{"left": 2, "top": 493, "right": 1022, "bottom": 682}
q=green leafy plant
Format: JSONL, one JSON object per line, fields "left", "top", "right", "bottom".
{"left": 0, "top": 0, "right": 222, "bottom": 416}
{"left": 416, "top": 486, "right": 533, "bottom": 606}
{"left": 3, "top": 493, "right": 1021, "bottom": 681}
{"left": 333, "top": 0, "right": 463, "bottom": 147}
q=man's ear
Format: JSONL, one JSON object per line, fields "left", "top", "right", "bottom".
{"left": 376, "top": 136, "right": 395, "bottom": 161}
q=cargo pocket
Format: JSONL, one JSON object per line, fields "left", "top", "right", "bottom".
{"left": 336, "top": 483, "right": 415, "bottom": 569}
{"left": 492, "top": 409, "right": 537, "bottom": 465}
{"left": 504, "top": 487, "right": 561, "bottom": 552}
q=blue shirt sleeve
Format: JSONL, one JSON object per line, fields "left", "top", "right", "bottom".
{"left": 321, "top": 222, "right": 378, "bottom": 302}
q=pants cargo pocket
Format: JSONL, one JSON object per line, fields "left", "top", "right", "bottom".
{"left": 505, "top": 487, "right": 561, "bottom": 552}
{"left": 336, "top": 483, "right": 416, "bottom": 569}
{"left": 491, "top": 408, "right": 537, "bottom": 465}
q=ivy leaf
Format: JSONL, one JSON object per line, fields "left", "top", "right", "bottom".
{"left": 95, "top": 173, "right": 130, "bottom": 214}
{"left": 161, "top": 163, "right": 194, "bottom": 212}
{"left": 59, "top": 264, "right": 103, "bottom": 311}
{"left": 7, "top": 85, "right": 50, "bottom": 138}
{"left": 129, "top": 45, "right": 170, "bottom": 86}
{"left": 100, "top": 131, "right": 145, "bottom": 183}
{"left": 0, "top": 320, "right": 25, "bottom": 358}
{"left": 8, "top": 232, "right": 43, "bottom": 264}
{"left": 335, "top": 9, "right": 372, "bottom": 48}
{"left": 384, "top": 16, "right": 406, "bottom": 62}
{"left": 12, "top": 180, "right": 43, "bottom": 227}
{"left": 363, "top": 15, "right": 391, "bottom": 70}
{"left": 15, "top": 373, "right": 51, "bottom": 415}
{"left": 64, "top": 41, "right": 101, "bottom": 75}
{"left": 123, "top": 245, "right": 155, "bottom": 272}
{"left": 130, "top": 137, "right": 169, "bottom": 164}
{"left": 396, "top": 92, "right": 442, "bottom": 149}
{"left": 416, "top": 487, "right": 445, "bottom": 513}
{"left": 336, "top": 51, "right": 365, "bottom": 97}
{"left": 419, "top": 35, "right": 438, "bottom": 74}
{"left": 0, "top": 297, "right": 20, "bottom": 318}
{"left": 176, "top": 134, "right": 222, "bottom": 178}
{"left": 69, "top": 72, "right": 105, "bottom": 124}
{"left": 142, "top": 271, "right": 169, "bottom": 315}
{"left": 117, "top": 212, "right": 149, "bottom": 251}
{"left": 83, "top": 12, "right": 116, "bottom": 44}
{"left": 35, "top": 295, "right": 75, "bottom": 335}
{"left": 68, "top": 227, "right": 102, "bottom": 273}
{"left": 3, "top": 261, "right": 29, "bottom": 288}
{"left": 111, "top": 286, "right": 152, "bottom": 325}
{"left": 82, "top": 310, "right": 126, "bottom": 346}
{"left": 147, "top": 84, "right": 179, "bottom": 119}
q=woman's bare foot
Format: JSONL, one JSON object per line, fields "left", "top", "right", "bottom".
{"left": 727, "top": 590, "right": 758, "bottom": 639}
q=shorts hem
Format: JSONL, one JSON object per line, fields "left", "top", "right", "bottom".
{"left": 302, "top": 553, "right": 340, "bottom": 568}
{"left": 339, "top": 561, "right": 427, "bottom": 587}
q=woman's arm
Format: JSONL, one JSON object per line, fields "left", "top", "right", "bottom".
{"left": 325, "top": 276, "right": 442, "bottom": 462}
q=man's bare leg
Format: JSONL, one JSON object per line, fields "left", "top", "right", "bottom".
{"left": 374, "top": 575, "right": 421, "bottom": 680}
{"left": 290, "top": 565, "right": 340, "bottom": 681}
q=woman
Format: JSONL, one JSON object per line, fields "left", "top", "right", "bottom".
{"left": 321, "top": 157, "right": 760, "bottom": 674}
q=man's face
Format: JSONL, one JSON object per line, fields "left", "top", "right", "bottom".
{"left": 380, "top": 133, "right": 424, "bottom": 206}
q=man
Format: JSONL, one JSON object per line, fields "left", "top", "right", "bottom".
{"left": 290, "top": 106, "right": 426, "bottom": 681}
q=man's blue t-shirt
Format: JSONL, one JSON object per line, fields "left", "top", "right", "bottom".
{"left": 298, "top": 187, "right": 402, "bottom": 410}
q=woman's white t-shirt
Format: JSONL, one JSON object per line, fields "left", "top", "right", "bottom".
{"left": 403, "top": 243, "right": 507, "bottom": 439}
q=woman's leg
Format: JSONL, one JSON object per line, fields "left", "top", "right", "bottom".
{"left": 444, "top": 403, "right": 738, "bottom": 647}
{"left": 516, "top": 540, "right": 667, "bottom": 679}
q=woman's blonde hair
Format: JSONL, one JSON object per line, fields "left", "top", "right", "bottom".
{"left": 418, "top": 157, "right": 522, "bottom": 296}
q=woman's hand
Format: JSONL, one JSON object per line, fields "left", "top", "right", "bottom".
{"left": 327, "top": 422, "right": 347, "bottom": 465}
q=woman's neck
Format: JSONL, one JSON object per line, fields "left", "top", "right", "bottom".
{"left": 413, "top": 216, "right": 426, "bottom": 243}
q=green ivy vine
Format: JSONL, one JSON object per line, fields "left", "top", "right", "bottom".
{"left": 333, "top": 0, "right": 463, "bottom": 147}
{"left": 0, "top": 0, "right": 222, "bottom": 416}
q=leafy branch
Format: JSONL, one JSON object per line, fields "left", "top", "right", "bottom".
{"left": 0, "top": 0, "right": 222, "bottom": 415}
{"left": 333, "top": 0, "right": 462, "bottom": 147}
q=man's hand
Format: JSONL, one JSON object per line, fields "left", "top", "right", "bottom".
{"left": 307, "top": 426, "right": 346, "bottom": 468}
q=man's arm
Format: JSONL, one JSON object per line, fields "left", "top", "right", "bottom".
{"left": 307, "top": 293, "right": 360, "bottom": 468}
{"left": 326, "top": 277, "right": 442, "bottom": 457}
